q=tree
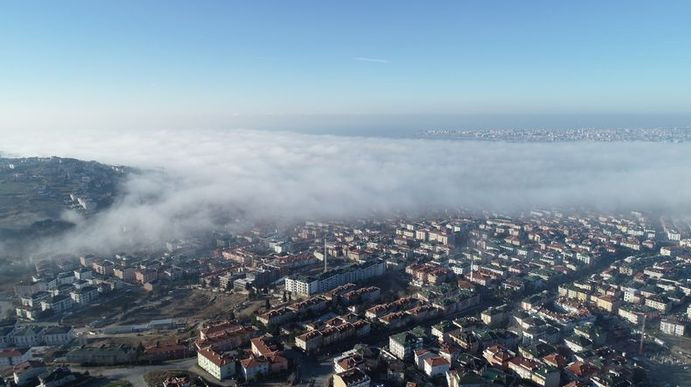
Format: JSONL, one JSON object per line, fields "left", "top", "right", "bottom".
{"left": 265, "top": 299, "right": 271, "bottom": 309}
{"left": 135, "top": 341, "right": 145, "bottom": 363}
{"left": 283, "top": 291, "right": 288, "bottom": 303}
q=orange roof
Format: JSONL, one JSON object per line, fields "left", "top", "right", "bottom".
{"left": 566, "top": 361, "right": 598, "bottom": 377}
{"left": 424, "top": 356, "right": 450, "bottom": 367}
{"left": 197, "top": 347, "right": 233, "bottom": 367}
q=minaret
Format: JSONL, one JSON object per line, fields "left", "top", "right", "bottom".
{"left": 470, "top": 257, "right": 475, "bottom": 282}
{"left": 323, "top": 237, "right": 328, "bottom": 273}
{"left": 639, "top": 314, "right": 646, "bottom": 354}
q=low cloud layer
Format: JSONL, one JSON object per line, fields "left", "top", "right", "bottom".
{"left": 2, "top": 128, "right": 691, "bottom": 255}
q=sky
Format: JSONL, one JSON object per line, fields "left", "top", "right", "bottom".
{"left": 2, "top": 1, "right": 691, "bottom": 132}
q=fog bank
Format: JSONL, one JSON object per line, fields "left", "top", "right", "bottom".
{"left": 2, "top": 128, "right": 691, "bottom": 254}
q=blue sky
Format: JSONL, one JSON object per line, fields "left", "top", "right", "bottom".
{"left": 1, "top": 1, "right": 691, "bottom": 131}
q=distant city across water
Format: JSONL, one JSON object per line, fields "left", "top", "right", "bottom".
{"left": 214, "top": 113, "right": 691, "bottom": 139}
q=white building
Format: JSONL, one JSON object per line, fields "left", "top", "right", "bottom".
{"left": 423, "top": 356, "right": 450, "bottom": 377}
{"left": 285, "top": 260, "right": 385, "bottom": 296}
{"left": 42, "top": 326, "right": 75, "bottom": 346}
{"left": 197, "top": 347, "right": 235, "bottom": 380}
{"left": 40, "top": 295, "right": 73, "bottom": 313}
{"left": 70, "top": 286, "right": 100, "bottom": 305}
{"left": 12, "top": 326, "right": 45, "bottom": 348}
{"left": 660, "top": 317, "right": 686, "bottom": 336}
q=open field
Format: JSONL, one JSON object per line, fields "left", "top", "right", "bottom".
{"left": 63, "top": 287, "right": 253, "bottom": 330}
{"left": 119, "top": 289, "right": 249, "bottom": 325}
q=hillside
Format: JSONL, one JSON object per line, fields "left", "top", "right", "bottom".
{"left": 0, "top": 156, "right": 129, "bottom": 248}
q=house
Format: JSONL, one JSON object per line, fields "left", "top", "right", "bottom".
{"left": 113, "top": 266, "right": 135, "bottom": 282}
{"left": 295, "top": 330, "right": 322, "bottom": 352}
{"left": 12, "top": 326, "right": 45, "bottom": 348}
{"left": 406, "top": 263, "right": 453, "bottom": 285}
{"left": 134, "top": 269, "right": 158, "bottom": 285}
{"left": 91, "top": 260, "right": 114, "bottom": 276}
{"left": 414, "top": 349, "right": 435, "bottom": 370}
{"left": 197, "top": 347, "right": 236, "bottom": 381}
{"left": 423, "top": 356, "right": 450, "bottom": 377}
{"left": 439, "top": 342, "right": 461, "bottom": 363}
{"left": 645, "top": 296, "right": 672, "bottom": 313}
{"left": 564, "top": 335, "right": 592, "bottom": 353}
{"left": 542, "top": 353, "right": 567, "bottom": 369}
{"left": 196, "top": 322, "right": 257, "bottom": 351}
{"left": 449, "top": 331, "right": 480, "bottom": 353}
{"left": 248, "top": 336, "right": 288, "bottom": 374}
{"left": 66, "top": 345, "right": 137, "bottom": 365}
{"left": 73, "top": 267, "right": 93, "bottom": 280}
{"left": 20, "top": 291, "right": 50, "bottom": 308}
{"left": 240, "top": 355, "right": 269, "bottom": 381}
{"left": 39, "top": 295, "right": 73, "bottom": 313}
{"left": 508, "top": 356, "right": 540, "bottom": 380}
{"left": 257, "top": 307, "right": 296, "bottom": 327}
{"left": 660, "top": 317, "right": 686, "bottom": 336}
{"left": 483, "top": 345, "right": 515, "bottom": 370}
{"left": 389, "top": 330, "right": 424, "bottom": 361}
{"left": 144, "top": 340, "right": 190, "bottom": 361}
{"left": 590, "top": 294, "right": 619, "bottom": 313}
{"left": 481, "top": 304, "right": 510, "bottom": 327}
{"left": 334, "top": 352, "right": 365, "bottom": 373}
{"left": 42, "top": 326, "right": 74, "bottom": 346}
{"left": 531, "top": 366, "right": 561, "bottom": 387}
{"left": 333, "top": 368, "right": 371, "bottom": 387}
{"left": 70, "top": 286, "right": 99, "bottom": 305}
{"left": 431, "top": 321, "right": 456, "bottom": 343}
{"left": 564, "top": 361, "right": 599, "bottom": 383}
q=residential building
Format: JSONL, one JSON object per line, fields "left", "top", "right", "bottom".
{"left": 423, "top": 356, "right": 450, "bottom": 377}
{"left": 197, "top": 347, "right": 236, "bottom": 381}
{"left": 333, "top": 368, "right": 371, "bottom": 387}
{"left": 389, "top": 330, "right": 424, "bottom": 361}
{"left": 660, "top": 317, "right": 686, "bottom": 336}
{"left": 65, "top": 345, "right": 137, "bottom": 365}
{"left": 42, "top": 326, "right": 74, "bottom": 346}
{"left": 285, "top": 260, "right": 385, "bottom": 296}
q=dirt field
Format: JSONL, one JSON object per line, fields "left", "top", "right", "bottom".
{"left": 118, "top": 288, "right": 251, "bottom": 325}
{"left": 61, "top": 287, "right": 251, "bottom": 329}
